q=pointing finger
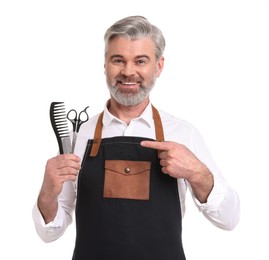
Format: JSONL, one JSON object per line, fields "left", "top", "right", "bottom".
{"left": 140, "top": 140, "right": 172, "bottom": 151}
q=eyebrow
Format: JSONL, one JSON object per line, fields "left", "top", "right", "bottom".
{"left": 109, "top": 54, "right": 151, "bottom": 60}
{"left": 136, "top": 55, "right": 151, "bottom": 60}
{"left": 110, "top": 54, "right": 124, "bottom": 60}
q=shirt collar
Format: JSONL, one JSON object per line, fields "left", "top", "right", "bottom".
{"left": 102, "top": 100, "right": 153, "bottom": 128}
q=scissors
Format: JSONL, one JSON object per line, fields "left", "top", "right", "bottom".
{"left": 67, "top": 106, "right": 89, "bottom": 153}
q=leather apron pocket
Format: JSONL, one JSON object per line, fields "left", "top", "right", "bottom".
{"left": 104, "top": 160, "right": 151, "bottom": 200}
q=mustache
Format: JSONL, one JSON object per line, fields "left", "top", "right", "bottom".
{"left": 115, "top": 76, "right": 143, "bottom": 83}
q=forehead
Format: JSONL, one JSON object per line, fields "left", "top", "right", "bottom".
{"left": 106, "top": 37, "right": 156, "bottom": 59}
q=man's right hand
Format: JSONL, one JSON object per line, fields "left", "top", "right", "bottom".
{"left": 37, "top": 154, "right": 81, "bottom": 223}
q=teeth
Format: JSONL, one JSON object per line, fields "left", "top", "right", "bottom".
{"left": 122, "top": 82, "right": 136, "bottom": 85}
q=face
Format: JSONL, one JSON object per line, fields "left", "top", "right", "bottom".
{"left": 104, "top": 37, "right": 164, "bottom": 106}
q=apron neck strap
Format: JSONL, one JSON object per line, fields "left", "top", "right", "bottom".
{"left": 90, "top": 104, "right": 164, "bottom": 157}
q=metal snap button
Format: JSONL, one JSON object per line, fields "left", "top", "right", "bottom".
{"left": 124, "top": 167, "right": 130, "bottom": 173}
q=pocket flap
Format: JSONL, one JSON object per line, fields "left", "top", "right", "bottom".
{"left": 105, "top": 160, "right": 151, "bottom": 176}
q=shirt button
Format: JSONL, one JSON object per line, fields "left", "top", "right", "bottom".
{"left": 124, "top": 167, "right": 130, "bottom": 173}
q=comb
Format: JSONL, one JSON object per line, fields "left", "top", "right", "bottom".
{"left": 49, "top": 102, "right": 71, "bottom": 154}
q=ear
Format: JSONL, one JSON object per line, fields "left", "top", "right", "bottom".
{"left": 156, "top": 56, "right": 164, "bottom": 77}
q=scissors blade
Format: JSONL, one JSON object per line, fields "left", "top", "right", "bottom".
{"left": 71, "top": 132, "right": 78, "bottom": 153}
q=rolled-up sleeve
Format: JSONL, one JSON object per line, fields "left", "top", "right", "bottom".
{"left": 32, "top": 181, "right": 76, "bottom": 242}
{"left": 188, "top": 126, "right": 240, "bottom": 230}
{"left": 189, "top": 176, "right": 240, "bottom": 230}
{"left": 32, "top": 203, "right": 71, "bottom": 242}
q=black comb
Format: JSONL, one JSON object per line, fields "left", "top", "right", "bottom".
{"left": 50, "top": 102, "right": 71, "bottom": 154}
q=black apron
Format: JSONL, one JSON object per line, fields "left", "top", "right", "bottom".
{"left": 72, "top": 106, "right": 186, "bottom": 260}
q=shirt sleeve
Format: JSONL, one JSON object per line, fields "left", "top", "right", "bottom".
{"left": 32, "top": 181, "right": 76, "bottom": 242}
{"left": 188, "top": 126, "right": 240, "bottom": 230}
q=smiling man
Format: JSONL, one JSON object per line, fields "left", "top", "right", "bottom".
{"left": 33, "top": 16, "right": 240, "bottom": 260}
{"left": 105, "top": 36, "right": 162, "bottom": 109}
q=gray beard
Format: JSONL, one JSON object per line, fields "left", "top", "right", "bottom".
{"left": 107, "top": 79, "right": 156, "bottom": 106}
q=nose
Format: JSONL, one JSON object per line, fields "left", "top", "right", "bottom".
{"left": 121, "top": 62, "right": 135, "bottom": 76}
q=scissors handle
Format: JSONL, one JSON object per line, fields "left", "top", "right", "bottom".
{"left": 77, "top": 106, "right": 89, "bottom": 132}
{"left": 66, "top": 109, "right": 78, "bottom": 132}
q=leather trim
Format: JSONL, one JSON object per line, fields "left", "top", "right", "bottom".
{"left": 103, "top": 160, "right": 151, "bottom": 200}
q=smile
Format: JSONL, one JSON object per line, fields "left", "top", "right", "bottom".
{"left": 121, "top": 82, "right": 137, "bottom": 85}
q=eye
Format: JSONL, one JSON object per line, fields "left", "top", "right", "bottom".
{"left": 112, "top": 58, "right": 124, "bottom": 64}
{"left": 136, "top": 59, "right": 146, "bottom": 65}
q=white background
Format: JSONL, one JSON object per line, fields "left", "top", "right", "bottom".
{"left": 1, "top": 0, "right": 268, "bottom": 259}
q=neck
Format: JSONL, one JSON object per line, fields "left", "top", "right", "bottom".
{"left": 108, "top": 98, "right": 150, "bottom": 125}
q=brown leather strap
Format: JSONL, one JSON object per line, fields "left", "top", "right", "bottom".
{"left": 151, "top": 105, "right": 164, "bottom": 142}
{"left": 89, "top": 105, "right": 164, "bottom": 157}
{"left": 89, "top": 112, "right": 104, "bottom": 157}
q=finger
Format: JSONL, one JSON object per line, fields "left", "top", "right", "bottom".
{"left": 57, "top": 154, "right": 81, "bottom": 162}
{"left": 52, "top": 154, "right": 81, "bottom": 170}
{"left": 59, "top": 174, "right": 77, "bottom": 183}
{"left": 160, "top": 159, "right": 166, "bottom": 167}
{"left": 59, "top": 166, "right": 80, "bottom": 176}
{"left": 158, "top": 150, "right": 167, "bottom": 159}
{"left": 140, "top": 140, "right": 172, "bottom": 151}
{"left": 161, "top": 166, "right": 169, "bottom": 175}
{"left": 57, "top": 159, "right": 81, "bottom": 171}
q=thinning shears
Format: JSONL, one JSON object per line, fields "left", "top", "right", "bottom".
{"left": 67, "top": 106, "right": 89, "bottom": 153}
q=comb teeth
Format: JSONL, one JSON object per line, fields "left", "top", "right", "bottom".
{"left": 50, "top": 102, "right": 71, "bottom": 154}
{"left": 51, "top": 102, "right": 69, "bottom": 137}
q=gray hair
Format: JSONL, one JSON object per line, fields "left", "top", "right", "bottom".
{"left": 104, "top": 16, "right": 165, "bottom": 60}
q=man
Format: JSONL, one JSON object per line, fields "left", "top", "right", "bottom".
{"left": 33, "top": 16, "right": 240, "bottom": 259}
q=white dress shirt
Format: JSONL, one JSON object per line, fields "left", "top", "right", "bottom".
{"left": 32, "top": 102, "right": 240, "bottom": 242}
